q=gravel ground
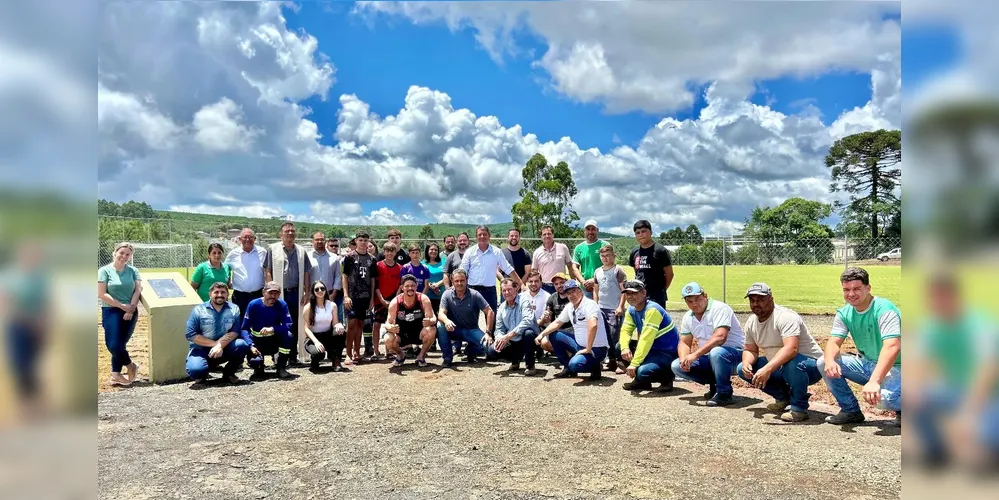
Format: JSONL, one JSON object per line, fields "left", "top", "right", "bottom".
{"left": 98, "top": 333, "right": 901, "bottom": 499}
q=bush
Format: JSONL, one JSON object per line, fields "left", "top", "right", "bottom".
{"left": 675, "top": 244, "right": 701, "bottom": 265}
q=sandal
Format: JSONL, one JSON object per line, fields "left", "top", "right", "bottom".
{"left": 416, "top": 358, "right": 427, "bottom": 368}
{"left": 392, "top": 355, "right": 405, "bottom": 368}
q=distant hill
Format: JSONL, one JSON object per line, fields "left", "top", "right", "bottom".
{"left": 155, "top": 210, "right": 623, "bottom": 239}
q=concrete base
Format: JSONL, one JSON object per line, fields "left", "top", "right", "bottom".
{"left": 139, "top": 272, "right": 204, "bottom": 383}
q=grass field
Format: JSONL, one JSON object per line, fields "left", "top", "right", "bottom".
{"left": 140, "top": 263, "right": 901, "bottom": 314}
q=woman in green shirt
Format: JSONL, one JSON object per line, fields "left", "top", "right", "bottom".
{"left": 98, "top": 242, "right": 143, "bottom": 387}
{"left": 190, "top": 243, "right": 232, "bottom": 302}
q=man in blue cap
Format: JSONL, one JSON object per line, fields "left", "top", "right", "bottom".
{"left": 535, "top": 278, "right": 609, "bottom": 380}
{"left": 671, "top": 282, "right": 745, "bottom": 406}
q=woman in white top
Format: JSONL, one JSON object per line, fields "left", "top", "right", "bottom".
{"left": 302, "top": 280, "right": 346, "bottom": 372}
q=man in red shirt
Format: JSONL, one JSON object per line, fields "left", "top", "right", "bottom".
{"left": 371, "top": 242, "right": 403, "bottom": 359}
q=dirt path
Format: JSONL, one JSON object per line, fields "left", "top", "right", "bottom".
{"left": 98, "top": 354, "right": 900, "bottom": 500}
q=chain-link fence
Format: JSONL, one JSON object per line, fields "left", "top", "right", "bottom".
{"left": 97, "top": 216, "right": 900, "bottom": 314}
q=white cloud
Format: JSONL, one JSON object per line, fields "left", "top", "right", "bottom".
{"left": 193, "top": 97, "right": 262, "bottom": 152}
{"left": 96, "top": 1, "right": 904, "bottom": 237}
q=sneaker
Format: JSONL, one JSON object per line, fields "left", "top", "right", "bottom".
{"left": 587, "top": 371, "right": 602, "bottom": 381}
{"left": 705, "top": 394, "right": 734, "bottom": 407}
{"left": 524, "top": 368, "right": 539, "bottom": 377}
{"left": 656, "top": 380, "right": 675, "bottom": 392}
{"left": 780, "top": 410, "right": 809, "bottom": 422}
{"left": 224, "top": 374, "right": 240, "bottom": 384}
{"left": 767, "top": 400, "right": 790, "bottom": 412}
{"left": 623, "top": 381, "right": 652, "bottom": 391}
{"left": 825, "top": 411, "right": 865, "bottom": 425}
{"left": 508, "top": 363, "right": 520, "bottom": 371}
{"left": 252, "top": 367, "right": 265, "bottom": 379}
{"left": 464, "top": 356, "right": 479, "bottom": 364}
{"left": 276, "top": 367, "right": 292, "bottom": 379}
{"left": 552, "top": 369, "right": 576, "bottom": 379}
{"left": 442, "top": 360, "right": 453, "bottom": 369}
{"left": 704, "top": 385, "right": 717, "bottom": 400}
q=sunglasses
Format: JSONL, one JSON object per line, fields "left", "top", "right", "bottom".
{"left": 314, "top": 286, "right": 326, "bottom": 292}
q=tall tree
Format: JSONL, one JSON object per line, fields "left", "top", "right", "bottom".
{"left": 744, "top": 197, "right": 836, "bottom": 264}
{"left": 419, "top": 224, "right": 435, "bottom": 241}
{"left": 684, "top": 224, "right": 703, "bottom": 245}
{"left": 825, "top": 129, "right": 901, "bottom": 239}
{"left": 98, "top": 199, "right": 121, "bottom": 216}
{"left": 511, "top": 153, "right": 580, "bottom": 237}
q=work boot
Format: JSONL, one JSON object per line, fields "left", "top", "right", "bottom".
{"left": 623, "top": 381, "right": 652, "bottom": 391}
{"left": 767, "top": 400, "right": 790, "bottom": 412}
{"left": 706, "top": 393, "right": 735, "bottom": 407}
{"left": 704, "top": 385, "right": 717, "bottom": 400}
{"left": 825, "top": 411, "right": 865, "bottom": 425}
{"left": 552, "top": 369, "right": 576, "bottom": 379}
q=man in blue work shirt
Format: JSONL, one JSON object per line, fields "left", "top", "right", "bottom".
{"left": 485, "top": 278, "right": 540, "bottom": 376}
{"left": 242, "top": 281, "right": 295, "bottom": 379}
{"left": 184, "top": 281, "right": 250, "bottom": 384}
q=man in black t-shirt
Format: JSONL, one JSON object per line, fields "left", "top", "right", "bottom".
{"left": 502, "top": 228, "right": 532, "bottom": 279}
{"left": 342, "top": 232, "right": 378, "bottom": 364}
{"left": 629, "top": 220, "right": 674, "bottom": 308}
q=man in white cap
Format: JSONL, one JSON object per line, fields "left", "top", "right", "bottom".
{"left": 572, "top": 219, "right": 609, "bottom": 299}
{"left": 736, "top": 283, "right": 825, "bottom": 422}
{"left": 536, "top": 279, "right": 609, "bottom": 381}
{"left": 670, "top": 282, "right": 745, "bottom": 406}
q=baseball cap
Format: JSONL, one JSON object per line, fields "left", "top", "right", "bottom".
{"left": 681, "top": 282, "right": 704, "bottom": 298}
{"left": 263, "top": 281, "right": 281, "bottom": 292}
{"left": 745, "top": 282, "right": 773, "bottom": 297}
{"left": 552, "top": 272, "right": 570, "bottom": 282}
{"left": 622, "top": 279, "right": 646, "bottom": 293}
{"left": 562, "top": 279, "right": 582, "bottom": 291}
{"left": 584, "top": 219, "right": 598, "bottom": 229}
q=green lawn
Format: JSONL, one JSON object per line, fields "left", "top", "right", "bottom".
{"left": 138, "top": 264, "right": 901, "bottom": 315}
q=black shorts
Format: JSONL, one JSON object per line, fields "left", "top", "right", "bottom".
{"left": 397, "top": 328, "right": 423, "bottom": 347}
{"left": 347, "top": 297, "right": 371, "bottom": 320}
{"left": 373, "top": 306, "right": 389, "bottom": 324}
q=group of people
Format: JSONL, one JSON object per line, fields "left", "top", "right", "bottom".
{"left": 99, "top": 219, "right": 903, "bottom": 429}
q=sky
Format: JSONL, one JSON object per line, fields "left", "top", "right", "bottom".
{"left": 94, "top": 0, "right": 918, "bottom": 236}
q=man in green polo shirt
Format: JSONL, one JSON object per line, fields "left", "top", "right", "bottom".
{"left": 572, "top": 219, "right": 608, "bottom": 299}
{"left": 817, "top": 267, "right": 902, "bottom": 425}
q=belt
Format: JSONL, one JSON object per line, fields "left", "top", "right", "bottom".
{"left": 284, "top": 286, "right": 298, "bottom": 293}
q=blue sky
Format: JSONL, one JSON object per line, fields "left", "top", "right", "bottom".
{"left": 281, "top": 3, "right": 921, "bottom": 224}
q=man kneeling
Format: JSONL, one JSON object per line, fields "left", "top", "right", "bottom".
{"left": 185, "top": 282, "right": 249, "bottom": 383}
{"left": 383, "top": 275, "right": 437, "bottom": 368}
{"left": 242, "top": 281, "right": 295, "bottom": 379}
{"left": 485, "top": 278, "right": 540, "bottom": 376}
{"left": 619, "top": 280, "right": 679, "bottom": 392}
{"left": 536, "top": 279, "right": 609, "bottom": 381}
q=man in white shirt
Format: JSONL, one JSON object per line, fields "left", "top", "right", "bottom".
{"left": 459, "top": 225, "right": 523, "bottom": 312}
{"left": 519, "top": 270, "right": 550, "bottom": 324}
{"left": 536, "top": 279, "right": 609, "bottom": 381}
{"left": 670, "top": 282, "right": 745, "bottom": 407}
{"left": 735, "top": 283, "right": 825, "bottom": 422}
{"left": 225, "top": 228, "right": 267, "bottom": 317}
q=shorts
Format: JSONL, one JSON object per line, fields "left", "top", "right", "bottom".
{"left": 373, "top": 306, "right": 389, "bottom": 324}
{"left": 383, "top": 328, "right": 423, "bottom": 347}
{"left": 347, "top": 296, "right": 371, "bottom": 320}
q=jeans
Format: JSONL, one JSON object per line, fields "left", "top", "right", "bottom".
{"left": 436, "top": 325, "right": 486, "bottom": 363}
{"left": 736, "top": 354, "right": 823, "bottom": 412}
{"left": 816, "top": 355, "right": 901, "bottom": 413}
{"left": 102, "top": 306, "right": 138, "bottom": 373}
{"left": 670, "top": 345, "right": 742, "bottom": 396}
{"left": 335, "top": 296, "right": 344, "bottom": 325}
{"left": 633, "top": 350, "right": 678, "bottom": 385}
{"left": 600, "top": 308, "right": 622, "bottom": 361}
{"left": 549, "top": 331, "right": 608, "bottom": 374}
{"left": 470, "top": 285, "right": 498, "bottom": 312}
{"left": 186, "top": 339, "right": 250, "bottom": 379}
{"left": 231, "top": 289, "right": 263, "bottom": 319}
{"left": 486, "top": 332, "right": 537, "bottom": 369}
{"left": 7, "top": 322, "right": 43, "bottom": 397}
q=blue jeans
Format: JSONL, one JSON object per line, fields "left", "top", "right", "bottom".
{"left": 470, "top": 285, "right": 498, "bottom": 312}
{"left": 335, "top": 296, "right": 344, "bottom": 325}
{"left": 670, "top": 345, "right": 742, "bottom": 396}
{"left": 549, "top": 331, "right": 608, "bottom": 374}
{"left": 816, "top": 355, "right": 901, "bottom": 413}
{"left": 486, "top": 332, "right": 537, "bottom": 369}
{"left": 437, "top": 325, "right": 486, "bottom": 363}
{"left": 736, "top": 354, "right": 823, "bottom": 412}
{"left": 186, "top": 339, "right": 250, "bottom": 379}
{"left": 102, "top": 306, "right": 138, "bottom": 373}
{"left": 634, "top": 350, "right": 678, "bottom": 385}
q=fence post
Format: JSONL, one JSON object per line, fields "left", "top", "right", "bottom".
{"left": 722, "top": 237, "right": 727, "bottom": 304}
{"left": 844, "top": 234, "right": 849, "bottom": 270}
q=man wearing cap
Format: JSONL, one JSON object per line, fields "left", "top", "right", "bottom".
{"left": 671, "top": 282, "right": 745, "bottom": 406}
{"left": 536, "top": 279, "right": 610, "bottom": 380}
{"left": 241, "top": 281, "right": 295, "bottom": 379}
{"left": 184, "top": 282, "right": 250, "bottom": 383}
{"left": 618, "top": 280, "right": 680, "bottom": 391}
{"left": 485, "top": 278, "right": 540, "bottom": 376}
{"left": 571, "top": 219, "right": 608, "bottom": 299}
{"left": 537, "top": 272, "right": 573, "bottom": 355}
{"left": 736, "top": 283, "right": 825, "bottom": 422}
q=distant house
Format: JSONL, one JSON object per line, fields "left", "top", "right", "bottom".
{"left": 226, "top": 228, "right": 241, "bottom": 238}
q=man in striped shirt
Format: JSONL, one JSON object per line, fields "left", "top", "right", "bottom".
{"left": 619, "top": 280, "right": 680, "bottom": 391}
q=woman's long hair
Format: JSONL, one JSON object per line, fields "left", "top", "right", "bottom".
{"left": 309, "top": 280, "right": 328, "bottom": 327}
{"left": 425, "top": 242, "right": 441, "bottom": 265}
